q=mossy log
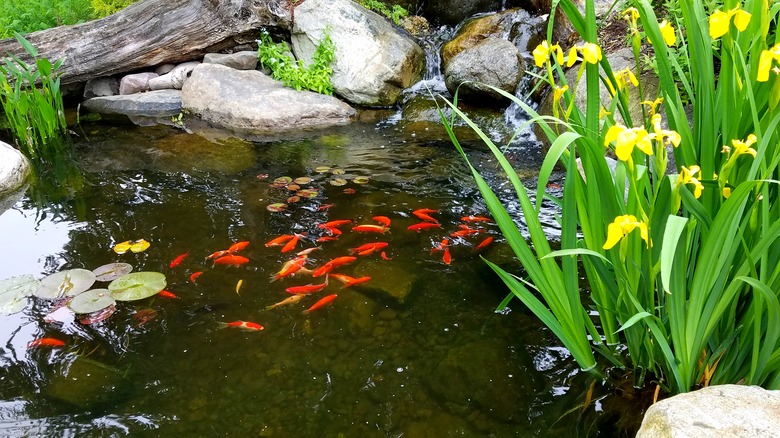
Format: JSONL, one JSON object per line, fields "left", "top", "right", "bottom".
{"left": 0, "top": 0, "right": 292, "bottom": 84}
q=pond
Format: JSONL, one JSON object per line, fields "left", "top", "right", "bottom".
{"left": 0, "top": 112, "right": 647, "bottom": 436}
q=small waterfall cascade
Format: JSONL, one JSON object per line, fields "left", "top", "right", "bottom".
{"left": 406, "top": 25, "right": 457, "bottom": 95}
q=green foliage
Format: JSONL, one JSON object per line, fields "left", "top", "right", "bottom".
{"left": 0, "top": 33, "right": 69, "bottom": 160}
{"left": 356, "top": 0, "right": 409, "bottom": 25}
{"left": 0, "top": 0, "right": 138, "bottom": 39}
{"left": 90, "top": 0, "right": 137, "bottom": 17}
{"left": 442, "top": 0, "right": 780, "bottom": 395}
{"left": 256, "top": 29, "right": 336, "bottom": 95}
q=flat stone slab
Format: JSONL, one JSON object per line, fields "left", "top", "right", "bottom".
{"left": 82, "top": 90, "right": 182, "bottom": 117}
{"left": 181, "top": 64, "right": 355, "bottom": 134}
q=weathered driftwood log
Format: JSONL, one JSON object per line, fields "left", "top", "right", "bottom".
{"left": 0, "top": 0, "right": 292, "bottom": 85}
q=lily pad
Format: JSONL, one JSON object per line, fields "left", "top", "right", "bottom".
{"left": 331, "top": 168, "right": 345, "bottom": 175}
{"left": 130, "top": 239, "right": 150, "bottom": 253}
{"left": 267, "top": 203, "right": 288, "bottom": 212}
{"left": 330, "top": 178, "right": 348, "bottom": 186}
{"left": 108, "top": 272, "right": 167, "bottom": 301}
{"left": 92, "top": 263, "right": 133, "bottom": 282}
{"left": 0, "top": 275, "right": 38, "bottom": 315}
{"left": 315, "top": 166, "right": 332, "bottom": 173}
{"left": 294, "top": 177, "right": 312, "bottom": 185}
{"left": 273, "top": 176, "right": 293, "bottom": 185}
{"left": 35, "top": 269, "right": 97, "bottom": 299}
{"left": 287, "top": 184, "right": 301, "bottom": 191}
{"left": 69, "top": 289, "right": 116, "bottom": 314}
{"left": 296, "top": 189, "right": 319, "bottom": 198}
{"left": 79, "top": 305, "right": 116, "bottom": 325}
{"left": 353, "top": 176, "right": 370, "bottom": 184}
{"left": 113, "top": 240, "right": 132, "bottom": 254}
{"left": 287, "top": 196, "right": 301, "bottom": 203}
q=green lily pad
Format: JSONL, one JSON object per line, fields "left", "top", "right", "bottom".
{"left": 315, "top": 166, "right": 332, "bottom": 173}
{"left": 330, "top": 178, "right": 348, "bottom": 186}
{"left": 69, "top": 289, "right": 116, "bottom": 314}
{"left": 267, "top": 203, "right": 288, "bottom": 212}
{"left": 108, "top": 272, "right": 167, "bottom": 301}
{"left": 353, "top": 176, "right": 370, "bottom": 184}
{"left": 92, "top": 263, "right": 133, "bottom": 282}
{"left": 273, "top": 176, "right": 292, "bottom": 185}
{"left": 0, "top": 275, "right": 38, "bottom": 315}
{"left": 331, "top": 168, "right": 345, "bottom": 175}
{"left": 35, "top": 269, "right": 97, "bottom": 299}
{"left": 296, "top": 189, "right": 319, "bottom": 198}
{"left": 294, "top": 177, "right": 312, "bottom": 185}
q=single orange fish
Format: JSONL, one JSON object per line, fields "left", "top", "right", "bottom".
{"left": 270, "top": 256, "right": 308, "bottom": 282}
{"left": 380, "top": 251, "right": 392, "bottom": 260}
{"left": 350, "top": 242, "right": 389, "bottom": 255}
{"left": 318, "top": 203, "right": 335, "bottom": 211}
{"left": 27, "top": 338, "right": 65, "bottom": 348}
{"left": 431, "top": 238, "right": 449, "bottom": 254}
{"left": 312, "top": 256, "right": 357, "bottom": 277}
{"left": 132, "top": 308, "right": 158, "bottom": 327}
{"left": 319, "top": 219, "right": 352, "bottom": 229}
{"left": 373, "top": 216, "right": 392, "bottom": 227}
{"left": 297, "top": 247, "right": 321, "bottom": 256}
{"left": 407, "top": 222, "right": 442, "bottom": 232}
{"left": 228, "top": 241, "right": 250, "bottom": 253}
{"left": 461, "top": 215, "right": 492, "bottom": 223}
{"left": 214, "top": 255, "right": 250, "bottom": 267}
{"left": 169, "top": 252, "right": 189, "bottom": 268}
{"left": 322, "top": 226, "right": 342, "bottom": 236}
{"left": 330, "top": 274, "right": 371, "bottom": 288}
{"left": 205, "top": 250, "right": 230, "bottom": 260}
{"left": 302, "top": 294, "right": 338, "bottom": 315}
{"left": 281, "top": 233, "right": 305, "bottom": 253}
{"left": 352, "top": 224, "right": 388, "bottom": 233}
{"left": 265, "top": 234, "right": 295, "bottom": 247}
{"left": 443, "top": 248, "right": 452, "bottom": 265}
{"left": 158, "top": 290, "right": 178, "bottom": 299}
{"left": 286, "top": 277, "right": 329, "bottom": 295}
{"left": 190, "top": 271, "right": 203, "bottom": 283}
{"left": 221, "top": 320, "right": 264, "bottom": 331}
{"left": 412, "top": 209, "right": 439, "bottom": 223}
{"left": 266, "top": 294, "right": 306, "bottom": 310}
{"left": 475, "top": 236, "right": 494, "bottom": 250}
{"left": 451, "top": 228, "right": 480, "bottom": 237}
{"left": 316, "top": 236, "right": 339, "bottom": 243}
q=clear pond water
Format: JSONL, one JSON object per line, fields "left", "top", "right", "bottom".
{"left": 0, "top": 116, "right": 648, "bottom": 436}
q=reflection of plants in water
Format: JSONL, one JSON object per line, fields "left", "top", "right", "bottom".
{"left": 25, "top": 150, "right": 85, "bottom": 221}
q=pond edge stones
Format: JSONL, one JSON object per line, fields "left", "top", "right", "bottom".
{"left": 0, "top": 141, "right": 30, "bottom": 214}
{"left": 636, "top": 384, "right": 780, "bottom": 437}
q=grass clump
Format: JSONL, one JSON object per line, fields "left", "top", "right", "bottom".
{"left": 442, "top": 0, "right": 780, "bottom": 396}
{"left": 0, "top": 0, "right": 138, "bottom": 39}
{"left": 356, "top": 0, "right": 409, "bottom": 25}
{"left": 257, "top": 29, "right": 336, "bottom": 95}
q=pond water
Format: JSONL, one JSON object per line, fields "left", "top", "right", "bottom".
{"left": 0, "top": 113, "right": 647, "bottom": 435}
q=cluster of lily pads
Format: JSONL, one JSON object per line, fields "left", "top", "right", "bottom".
{"left": 263, "top": 166, "right": 370, "bottom": 212}
{"left": 0, "top": 263, "right": 166, "bottom": 324}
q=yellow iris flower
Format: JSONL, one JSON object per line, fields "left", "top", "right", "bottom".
{"left": 709, "top": 6, "right": 752, "bottom": 39}
{"left": 659, "top": 20, "right": 676, "bottom": 46}
{"left": 731, "top": 134, "right": 758, "bottom": 158}
{"left": 566, "top": 42, "right": 603, "bottom": 67}
{"left": 604, "top": 124, "right": 653, "bottom": 161}
{"left": 533, "top": 41, "right": 564, "bottom": 68}
{"left": 642, "top": 97, "right": 664, "bottom": 116}
{"left": 678, "top": 165, "right": 704, "bottom": 199}
{"left": 603, "top": 215, "right": 649, "bottom": 250}
{"left": 623, "top": 7, "right": 639, "bottom": 25}
{"left": 758, "top": 44, "right": 780, "bottom": 82}
{"left": 650, "top": 114, "right": 682, "bottom": 148}
{"left": 614, "top": 68, "right": 639, "bottom": 91}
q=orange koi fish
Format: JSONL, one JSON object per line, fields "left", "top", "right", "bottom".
{"left": 312, "top": 256, "right": 357, "bottom": 277}
{"left": 281, "top": 233, "right": 305, "bottom": 253}
{"left": 318, "top": 203, "right": 335, "bottom": 211}
{"left": 321, "top": 226, "right": 342, "bottom": 236}
{"left": 169, "top": 252, "right": 189, "bottom": 268}
{"left": 205, "top": 250, "right": 230, "bottom": 260}
{"left": 352, "top": 224, "right": 388, "bottom": 233}
{"left": 190, "top": 271, "right": 203, "bottom": 283}
{"left": 270, "top": 256, "right": 308, "bottom": 282}
{"left": 228, "top": 241, "right": 250, "bottom": 253}
{"left": 265, "top": 294, "right": 306, "bottom": 310}
{"left": 158, "top": 290, "right": 178, "bottom": 299}
{"left": 350, "top": 242, "right": 389, "bottom": 256}
{"left": 450, "top": 228, "right": 480, "bottom": 237}
{"left": 461, "top": 215, "right": 492, "bottom": 223}
{"left": 265, "top": 234, "right": 295, "bottom": 247}
{"left": 443, "top": 248, "right": 452, "bottom": 265}
{"left": 380, "top": 251, "right": 392, "bottom": 260}
{"left": 132, "top": 308, "right": 158, "bottom": 327}
{"left": 407, "top": 222, "right": 442, "bottom": 232}
{"left": 286, "top": 277, "right": 329, "bottom": 295}
{"left": 412, "top": 208, "right": 439, "bottom": 223}
{"left": 373, "top": 216, "right": 392, "bottom": 227}
{"left": 316, "top": 236, "right": 339, "bottom": 243}
{"left": 319, "top": 219, "right": 352, "bottom": 229}
{"left": 214, "top": 255, "right": 250, "bottom": 267}
{"left": 302, "top": 294, "right": 338, "bottom": 315}
{"left": 221, "top": 321, "right": 264, "bottom": 331}
{"left": 297, "top": 247, "right": 321, "bottom": 256}
{"left": 27, "top": 338, "right": 65, "bottom": 348}
{"left": 330, "top": 274, "right": 371, "bottom": 288}
{"left": 475, "top": 236, "right": 494, "bottom": 250}
{"left": 430, "top": 238, "right": 449, "bottom": 254}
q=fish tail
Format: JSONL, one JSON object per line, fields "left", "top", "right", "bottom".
{"left": 217, "top": 322, "right": 229, "bottom": 329}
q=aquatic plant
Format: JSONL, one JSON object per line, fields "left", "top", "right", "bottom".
{"left": 257, "top": 28, "right": 336, "bottom": 95}
{"left": 0, "top": 33, "right": 69, "bottom": 161}
{"left": 356, "top": 0, "right": 409, "bottom": 25}
{"left": 442, "top": 0, "right": 780, "bottom": 395}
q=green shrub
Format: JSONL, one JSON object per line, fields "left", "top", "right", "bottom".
{"left": 442, "top": 0, "right": 780, "bottom": 395}
{"left": 91, "top": 0, "right": 138, "bottom": 17}
{"left": 0, "top": 0, "right": 138, "bottom": 39}
{"left": 356, "top": 0, "right": 409, "bottom": 25}
{"left": 256, "top": 29, "right": 336, "bottom": 95}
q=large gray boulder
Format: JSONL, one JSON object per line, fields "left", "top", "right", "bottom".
{"left": 444, "top": 37, "right": 524, "bottom": 103}
{"left": 0, "top": 141, "right": 30, "bottom": 195}
{"left": 637, "top": 385, "right": 780, "bottom": 437}
{"left": 82, "top": 89, "right": 182, "bottom": 117}
{"left": 181, "top": 64, "right": 355, "bottom": 133}
{"left": 291, "top": 0, "right": 425, "bottom": 107}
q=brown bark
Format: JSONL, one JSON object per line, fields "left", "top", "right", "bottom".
{"left": 0, "top": 0, "right": 292, "bottom": 84}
